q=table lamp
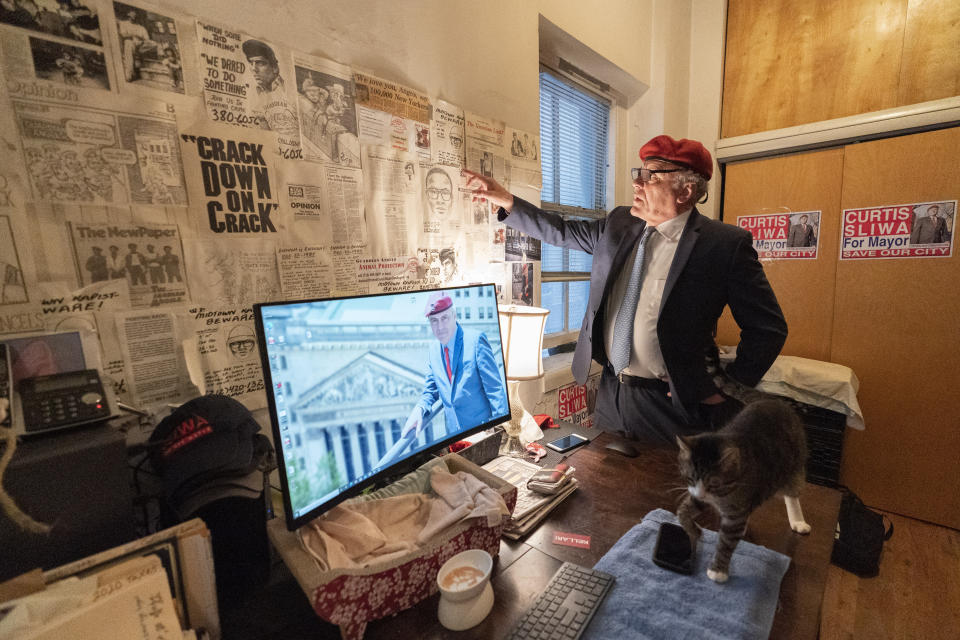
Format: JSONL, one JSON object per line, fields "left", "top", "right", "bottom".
{"left": 498, "top": 305, "right": 549, "bottom": 456}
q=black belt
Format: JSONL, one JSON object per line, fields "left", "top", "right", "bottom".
{"left": 607, "top": 365, "right": 669, "bottom": 390}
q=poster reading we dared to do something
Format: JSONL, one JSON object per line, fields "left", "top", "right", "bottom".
{"left": 840, "top": 200, "right": 956, "bottom": 260}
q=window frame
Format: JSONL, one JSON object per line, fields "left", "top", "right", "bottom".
{"left": 538, "top": 64, "right": 615, "bottom": 347}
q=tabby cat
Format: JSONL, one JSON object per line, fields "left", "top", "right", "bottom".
{"left": 676, "top": 399, "right": 811, "bottom": 583}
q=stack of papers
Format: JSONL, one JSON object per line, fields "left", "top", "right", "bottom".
{"left": 482, "top": 456, "right": 578, "bottom": 540}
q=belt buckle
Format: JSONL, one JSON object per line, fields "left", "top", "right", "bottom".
{"left": 617, "top": 372, "right": 625, "bottom": 384}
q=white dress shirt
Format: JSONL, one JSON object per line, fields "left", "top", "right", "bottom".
{"left": 604, "top": 209, "right": 692, "bottom": 379}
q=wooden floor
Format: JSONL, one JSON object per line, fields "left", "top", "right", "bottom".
{"left": 819, "top": 510, "right": 960, "bottom": 640}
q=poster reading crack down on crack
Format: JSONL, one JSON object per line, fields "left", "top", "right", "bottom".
{"left": 179, "top": 123, "right": 280, "bottom": 236}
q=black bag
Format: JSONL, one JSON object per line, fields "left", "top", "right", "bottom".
{"left": 830, "top": 488, "right": 893, "bottom": 577}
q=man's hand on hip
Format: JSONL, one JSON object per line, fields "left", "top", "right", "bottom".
{"left": 462, "top": 169, "right": 514, "bottom": 212}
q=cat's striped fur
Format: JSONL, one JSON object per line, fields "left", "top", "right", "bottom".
{"left": 676, "top": 399, "right": 811, "bottom": 583}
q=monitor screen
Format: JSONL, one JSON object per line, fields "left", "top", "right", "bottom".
{"left": 254, "top": 284, "right": 510, "bottom": 530}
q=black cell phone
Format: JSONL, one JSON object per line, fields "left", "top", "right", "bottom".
{"left": 545, "top": 433, "right": 589, "bottom": 453}
{"left": 652, "top": 522, "right": 694, "bottom": 574}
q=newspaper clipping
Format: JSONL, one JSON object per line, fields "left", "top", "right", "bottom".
{"left": 465, "top": 111, "right": 509, "bottom": 186}
{"left": 840, "top": 200, "right": 955, "bottom": 260}
{"left": 112, "top": 1, "right": 184, "bottom": 94}
{"left": 353, "top": 71, "right": 431, "bottom": 124}
{"left": 292, "top": 52, "right": 360, "bottom": 167}
{"left": 195, "top": 21, "right": 300, "bottom": 158}
{"left": 0, "top": 214, "right": 29, "bottom": 306}
{"left": 183, "top": 237, "right": 281, "bottom": 307}
{"left": 280, "top": 160, "right": 365, "bottom": 246}
{"left": 277, "top": 245, "right": 333, "bottom": 300}
{"left": 737, "top": 211, "right": 820, "bottom": 260}
{"left": 68, "top": 221, "right": 190, "bottom": 308}
{"left": 505, "top": 125, "right": 542, "bottom": 190}
{"left": 11, "top": 96, "right": 186, "bottom": 205}
{"left": 432, "top": 100, "right": 464, "bottom": 168}
{"left": 362, "top": 144, "right": 420, "bottom": 258}
{"left": 115, "top": 309, "right": 188, "bottom": 408}
{"left": 179, "top": 122, "right": 280, "bottom": 236}
{"left": 182, "top": 306, "right": 266, "bottom": 409}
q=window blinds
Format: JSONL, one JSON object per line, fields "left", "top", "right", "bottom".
{"left": 539, "top": 70, "right": 610, "bottom": 213}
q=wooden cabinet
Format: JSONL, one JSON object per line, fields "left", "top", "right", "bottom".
{"left": 718, "top": 127, "right": 960, "bottom": 529}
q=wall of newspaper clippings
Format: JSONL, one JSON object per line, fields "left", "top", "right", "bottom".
{"left": 0, "top": 0, "right": 554, "bottom": 444}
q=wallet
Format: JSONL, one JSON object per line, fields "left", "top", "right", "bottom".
{"left": 526, "top": 462, "right": 574, "bottom": 494}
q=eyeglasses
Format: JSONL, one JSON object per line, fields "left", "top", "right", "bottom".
{"left": 631, "top": 167, "right": 680, "bottom": 183}
{"left": 426, "top": 188, "right": 452, "bottom": 201}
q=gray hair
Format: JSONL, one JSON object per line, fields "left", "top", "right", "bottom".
{"left": 673, "top": 170, "right": 709, "bottom": 205}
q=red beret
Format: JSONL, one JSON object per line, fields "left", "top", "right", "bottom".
{"left": 639, "top": 135, "right": 713, "bottom": 180}
{"left": 425, "top": 292, "right": 453, "bottom": 317}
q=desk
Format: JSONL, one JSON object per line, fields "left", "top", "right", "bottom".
{"left": 360, "top": 431, "right": 842, "bottom": 640}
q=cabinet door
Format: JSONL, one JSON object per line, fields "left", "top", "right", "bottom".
{"left": 717, "top": 147, "right": 844, "bottom": 362}
{"left": 834, "top": 127, "right": 960, "bottom": 528}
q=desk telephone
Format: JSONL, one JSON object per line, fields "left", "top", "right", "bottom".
{"left": 17, "top": 369, "right": 114, "bottom": 434}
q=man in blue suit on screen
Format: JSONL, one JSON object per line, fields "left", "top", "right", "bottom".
{"left": 403, "top": 291, "right": 508, "bottom": 438}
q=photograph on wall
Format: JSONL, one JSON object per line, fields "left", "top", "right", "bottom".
{"left": 511, "top": 262, "right": 534, "bottom": 306}
{"left": 195, "top": 20, "right": 300, "bottom": 158}
{"left": 840, "top": 200, "right": 955, "bottom": 260}
{"left": 292, "top": 53, "right": 360, "bottom": 167}
{"left": 68, "top": 221, "right": 190, "bottom": 308}
{"left": 26, "top": 35, "right": 109, "bottom": 89}
{"left": 12, "top": 96, "right": 185, "bottom": 205}
{"left": 0, "top": 215, "right": 28, "bottom": 305}
{"left": 179, "top": 122, "right": 280, "bottom": 236}
{"left": 504, "top": 227, "right": 541, "bottom": 262}
{"left": 112, "top": 1, "right": 183, "bottom": 94}
{"left": 737, "top": 210, "right": 820, "bottom": 260}
{"left": 0, "top": 0, "right": 102, "bottom": 45}
{"left": 432, "top": 100, "right": 464, "bottom": 168}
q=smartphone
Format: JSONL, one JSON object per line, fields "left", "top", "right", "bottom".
{"left": 545, "top": 433, "right": 589, "bottom": 453}
{"left": 652, "top": 522, "right": 694, "bottom": 574}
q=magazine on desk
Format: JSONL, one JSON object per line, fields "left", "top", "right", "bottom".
{"left": 482, "top": 456, "right": 578, "bottom": 539}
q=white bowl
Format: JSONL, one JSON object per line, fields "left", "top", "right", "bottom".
{"left": 436, "top": 549, "right": 493, "bottom": 602}
{"left": 436, "top": 549, "right": 494, "bottom": 631}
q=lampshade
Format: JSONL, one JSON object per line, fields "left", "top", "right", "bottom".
{"left": 498, "top": 305, "right": 549, "bottom": 380}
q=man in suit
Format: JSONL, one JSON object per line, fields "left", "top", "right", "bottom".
{"left": 403, "top": 292, "right": 508, "bottom": 437}
{"left": 910, "top": 204, "right": 948, "bottom": 244}
{"left": 787, "top": 213, "right": 817, "bottom": 247}
{"left": 463, "top": 135, "right": 787, "bottom": 445}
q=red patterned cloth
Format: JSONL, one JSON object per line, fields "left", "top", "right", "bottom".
{"left": 312, "top": 487, "right": 517, "bottom": 639}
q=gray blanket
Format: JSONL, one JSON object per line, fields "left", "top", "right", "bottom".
{"left": 583, "top": 509, "right": 791, "bottom": 640}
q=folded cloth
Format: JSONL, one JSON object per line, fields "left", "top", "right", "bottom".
{"left": 583, "top": 509, "right": 791, "bottom": 640}
{"left": 298, "top": 465, "right": 508, "bottom": 571}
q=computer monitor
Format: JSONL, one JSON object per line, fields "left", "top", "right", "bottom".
{"left": 254, "top": 284, "right": 510, "bottom": 531}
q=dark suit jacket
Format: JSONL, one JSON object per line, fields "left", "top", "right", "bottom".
{"left": 787, "top": 223, "right": 816, "bottom": 247}
{"left": 415, "top": 325, "right": 509, "bottom": 431}
{"left": 500, "top": 198, "right": 787, "bottom": 414}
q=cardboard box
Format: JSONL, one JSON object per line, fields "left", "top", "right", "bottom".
{"left": 268, "top": 453, "right": 516, "bottom": 640}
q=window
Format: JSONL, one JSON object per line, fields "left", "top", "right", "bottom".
{"left": 539, "top": 69, "right": 611, "bottom": 337}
